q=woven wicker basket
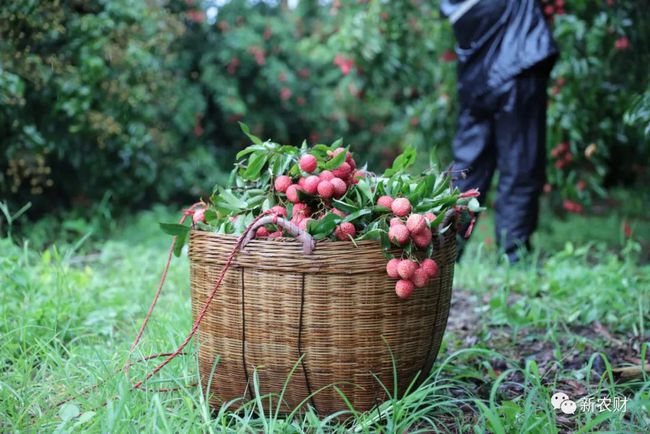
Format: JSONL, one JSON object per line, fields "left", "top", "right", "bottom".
{"left": 188, "top": 218, "right": 456, "bottom": 415}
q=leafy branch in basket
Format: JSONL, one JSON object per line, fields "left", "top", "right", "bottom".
{"left": 163, "top": 124, "right": 481, "bottom": 298}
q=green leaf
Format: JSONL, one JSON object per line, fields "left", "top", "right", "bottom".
{"left": 159, "top": 223, "right": 190, "bottom": 237}
{"left": 322, "top": 146, "right": 348, "bottom": 170}
{"left": 342, "top": 209, "right": 371, "bottom": 223}
{"left": 357, "top": 229, "right": 382, "bottom": 240}
{"left": 59, "top": 403, "right": 80, "bottom": 421}
{"left": 239, "top": 122, "right": 262, "bottom": 144}
{"left": 384, "top": 146, "right": 416, "bottom": 177}
{"left": 173, "top": 231, "right": 188, "bottom": 257}
{"left": 243, "top": 152, "right": 268, "bottom": 180}
{"left": 467, "top": 198, "right": 482, "bottom": 212}
{"left": 332, "top": 199, "right": 359, "bottom": 214}
{"left": 310, "top": 212, "right": 341, "bottom": 240}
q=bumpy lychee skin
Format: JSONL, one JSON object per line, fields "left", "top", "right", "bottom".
{"left": 421, "top": 258, "right": 439, "bottom": 278}
{"left": 297, "top": 176, "right": 306, "bottom": 188}
{"left": 330, "top": 177, "right": 348, "bottom": 198}
{"left": 377, "top": 195, "right": 394, "bottom": 209}
{"left": 317, "top": 180, "right": 335, "bottom": 199}
{"left": 412, "top": 227, "right": 432, "bottom": 249}
{"left": 388, "top": 224, "right": 410, "bottom": 245}
{"left": 386, "top": 258, "right": 400, "bottom": 279}
{"left": 412, "top": 267, "right": 429, "bottom": 288}
{"left": 332, "top": 208, "right": 347, "bottom": 217}
{"left": 268, "top": 230, "right": 283, "bottom": 238}
{"left": 424, "top": 212, "right": 436, "bottom": 223}
{"left": 397, "top": 259, "right": 418, "bottom": 280}
{"left": 332, "top": 162, "right": 352, "bottom": 179}
{"left": 292, "top": 203, "right": 311, "bottom": 217}
{"left": 390, "top": 217, "right": 403, "bottom": 227}
{"left": 406, "top": 214, "right": 427, "bottom": 234}
{"left": 391, "top": 198, "right": 412, "bottom": 217}
{"left": 256, "top": 226, "right": 269, "bottom": 237}
{"left": 192, "top": 208, "right": 206, "bottom": 224}
{"left": 351, "top": 170, "right": 365, "bottom": 184}
{"left": 319, "top": 170, "right": 335, "bottom": 181}
{"left": 395, "top": 280, "right": 415, "bottom": 299}
{"left": 303, "top": 175, "right": 320, "bottom": 195}
{"left": 299, "top": 154, "right": 318, "bottom": 173}
{"left": 270, "top": 205, "right": 287, "bottom": 217}
{"left": 274, "top": 175, "right": 292, "bottom": 193}
{"left": 286, "top": 185, "right": 303, "bottom": 203}
{"left": 335, "top": 222, "right": 356, "bottom": 241}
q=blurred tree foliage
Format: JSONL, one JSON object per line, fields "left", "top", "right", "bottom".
{"left": 0, "top": 0, "right": 648, "bottom": 220}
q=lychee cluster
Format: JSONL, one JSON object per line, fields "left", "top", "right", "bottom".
{"left": 259, "top": 147, "right": 365, "bottom": 239}
{"left": 386, "top": 258, "right": 439, "bottom": 299}
{"left": 377, "top": 195, "right": 440, "bottom": 298}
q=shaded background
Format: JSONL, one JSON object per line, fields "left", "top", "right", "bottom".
{"left": 1, "top": 0, "right": 648, "bottom": 236}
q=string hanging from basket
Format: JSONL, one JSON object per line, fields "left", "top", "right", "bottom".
{"left": 123, "top": 205, "right": 315, "bottom": 391}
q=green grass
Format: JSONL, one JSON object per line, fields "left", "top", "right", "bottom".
{"left": 1, "top": 199, "right": 649, "bottom": 433}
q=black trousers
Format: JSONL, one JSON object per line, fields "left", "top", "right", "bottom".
{"left": 452, "top": 68, "right": 549, "bottom": 261}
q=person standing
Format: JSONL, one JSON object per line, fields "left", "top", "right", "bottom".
{"left": 441, "top": 0, "right": 558, "bottom": 262}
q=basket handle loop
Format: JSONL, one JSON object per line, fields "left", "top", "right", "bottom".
{"left": 241, "top": 215, "right": 315, "bottom": 255}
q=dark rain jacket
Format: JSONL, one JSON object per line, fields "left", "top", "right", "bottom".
{"left": 440, "top": 0, "right": 558, "bottom": 110}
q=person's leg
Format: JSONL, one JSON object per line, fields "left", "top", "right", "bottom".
{"left": 451, "top": 106, "right": 496, "bottom": 260}
{"left": 493, "top": 69, "right": 548, "bottom": 262}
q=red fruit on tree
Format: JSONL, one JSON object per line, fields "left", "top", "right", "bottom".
{"left": 293, "top": 203, "right": 311, "bottom": 217}
{"left": 390, "top": 217, "right": 403, "bottom": 227}
{"left": 299, "top": 154, "right": 318, "bottom": 173}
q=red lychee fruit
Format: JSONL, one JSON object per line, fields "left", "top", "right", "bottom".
{"left": 270, "top": 205, "right": 287, "bottom": 217}
{"left": 335, "top": 222, "right": 356, "bottom": 240}
{"left": 390, "top": 217, "right": 403, "bottom": 227}
{"left": 299, "top": 217, "right": 312, "bottom": 230}
{"left": 406, "top": 214, "right": 427, "bottom": 234}
{"left": 421, "top": 258, "right": 439, "bottom": 278}
{"left": 268, "top": 230, "right": 283, "bottom": 238}
{"left": 391, "top": 198, "right": 412, "bottom": 217}
{"left": 256, "top": 226, "right": 269, "bottom": 237}
{"left": 388, "top": 224, "right": 410, "bottom": 245}
{"left": 412, "top": 227, "right": 432, "bottom": 249}
{"left": 412, "top": 267, "right": 429, "bottom": 288}
{"left": 286, "top": 185, "right": 303, "bottom": 203}
{"left": 386, "top": 258, "right": 400, "bottom": 279}
{"left": 303, "top": 175, "right": 320, "bottom": 195}
{"left": 293, "top": 203, "right": 311, "bottom": 217}
{"left": 317, "top": 180, "right": 334, "bottom": 199}
{"left": 377, "top": 195, "right": 394, "bottom": 209}
{"left": 330, "top": 177, "right": 348, "bottom": 198}
{"left": 395, "top": 280, "right": 415, "bottom": 299}
{"left": 319, "top": 170, "right": 335, "bottom": 181}
{"left": 397, "top": 259, "right": 418, "bottom": 280}
{"left": 274, "top": 175, "right": 292, "bottom": 193}
{"left": 424, "top": 212, "right": 436, "bottom": 223}
{"left": 332, "top": 208, "right": 347, "bottom": 217}
{"left": 192, "top": 208, "right": 206, "bottom": 224}
{"left": 299, "top": 154, "right": 318, "bottom": 173}
{"left": 332, "top": 162, "right": 352, "bottom": 179}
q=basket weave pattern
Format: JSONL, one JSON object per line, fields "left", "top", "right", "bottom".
{"left": 189, "top": 227, "right": 456, "bottom": 414}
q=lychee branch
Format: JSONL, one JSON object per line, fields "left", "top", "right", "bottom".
{"left": 241, "top": 215, "right": 315, "bottom": 255}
